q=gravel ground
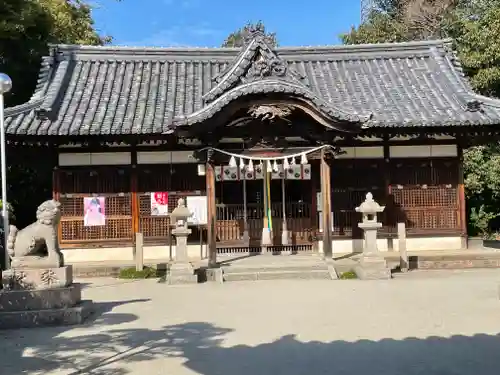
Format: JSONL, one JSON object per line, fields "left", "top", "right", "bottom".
{"left": 1, "top": 269, "right": 500, "bottom": 375}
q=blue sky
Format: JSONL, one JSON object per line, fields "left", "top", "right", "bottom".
{"left": 91, "top": 0, "right": 361, "bottom": 47}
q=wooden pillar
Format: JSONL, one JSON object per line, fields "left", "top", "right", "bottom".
{"left": 263, "top": 166, "right": 269, "bottom": 231}
{"left": 383, "top": 140, "right": 393, "bottom": 249}
{"left": 131, "top": 147, "right": 139, "bottom": 245}
{"left": 320, "top": 149, "right": 333, "bottom": 257}
{"left": 457, "top": 144, "right": 467, "bottom": 247}
{"left": 206, "top": 162, "right": 217, "bottom": 267}
{"left": 131, "top": 166, "right": 139, "bottom": 237}
{"left": 311, "top": 167, "right": 318, "bottom": 233}
{"left": 135, "top": 232, "right": 144, "bottom": 271}
{"left": 52, "top": 167, "right": 60, "bottom": 201}
{"left": 398, "top": 222, "right": 408, "bottom": 272}
{"left": 53, "top": 167, "right": 63, "bottom": 244}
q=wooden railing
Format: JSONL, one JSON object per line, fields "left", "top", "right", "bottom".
{"left": 215, "top": 202, "right": 314, "bottom": 244}
{"left": 331, "top": 207, "right": 460, "bottom": 237}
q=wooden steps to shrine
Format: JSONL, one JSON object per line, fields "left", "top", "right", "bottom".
{"left": 219, "top": 257, "right": 338, "bottom": 282}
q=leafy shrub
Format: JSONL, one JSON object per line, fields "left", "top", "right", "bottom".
{"left": 469, "top": 205, "right": 499, "bottom": 239}
{"left": 118, "top": 266, "right": 158, "bottom": 279}
{"left": 339, "top": 271, "right": 358, "bottom": 279}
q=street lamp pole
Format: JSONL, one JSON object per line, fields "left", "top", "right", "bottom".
{"left": 0, "top": 73, "right": 12, "bottom": 270}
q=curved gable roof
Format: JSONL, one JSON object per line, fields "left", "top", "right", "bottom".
{"left": 4, "top": 36, "right": 500, "bottom": 136}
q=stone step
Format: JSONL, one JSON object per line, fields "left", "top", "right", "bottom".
{"left": 0, "top": 299, "right": 93, "bottom": 330}
{"left": 222, "top": 268, "right": 334, "bottom": 282}
{"left": 221, "top": 264, "right": 329, "bottom": 274}
{"left": 72, "top": 265, "right": 124, "bottom": 278}
{"left": 0, "top": 284, "right": 82, "bottom": 312}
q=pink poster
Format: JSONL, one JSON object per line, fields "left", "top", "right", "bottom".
{"left": 151, "top": 192, "right": 169, "bottom": 216}
{"left": 83, "top": 197, "right": 106, "bottom": 227}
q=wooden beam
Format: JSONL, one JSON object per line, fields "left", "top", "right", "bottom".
{"left": 320, "top": 149, "right": 333, "bottom": 257}
{"left": 206, "top": 162, "right": 217, "bottom": 267}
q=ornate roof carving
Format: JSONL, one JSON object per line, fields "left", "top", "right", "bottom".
{"left": 202, "top": 30, "right": 308, "bottom": 104}
{"left": 172, "top": 79, "right": 373, "bottom": 129}
{"left": 248, "top": 104, "right": 294, "bottom": 122}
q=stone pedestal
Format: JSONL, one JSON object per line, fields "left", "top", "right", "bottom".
{"left": 355, "top": 255, "right": 391, "bottom": 280}
{"left": 167, "top": 199, "right": 198, "bottom": 285}
{"left": 354, "top": 193, "right": 391, "bottom": 280}
{"left": 261, "top": 227, "right": 272, "bottom": 247}
{"left": 281, "top": 221, "right": 290, "bottom": 246}
{"left": 0, "top": 265, "right": 92, "bottom": 329}
{"left": 2, "top": 265, "right": 72, "bottom": 290}
{"left": 168, "top": 229, "right": 198, "bottom": 285}
{"left": 168, "top": 262, "right": 198, "bottom": 285}
{"left": 242, "top": 230, "right": 250, "bottom": 246}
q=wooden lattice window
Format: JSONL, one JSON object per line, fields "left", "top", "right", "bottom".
{"left": 389, "top": 158, "right": 460, "bottom": 233}
{"left": 58, "top": 167, "right": 133, "bottom": 243}
{"left": 137, "top": 164, "right": 205, "bottom": 243}
{"left": 330, "top": 159, "right": 386, "bottom": 236}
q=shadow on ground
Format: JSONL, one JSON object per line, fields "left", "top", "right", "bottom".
{"left": 1, "top": 312, "right": 500, "bottom": 375}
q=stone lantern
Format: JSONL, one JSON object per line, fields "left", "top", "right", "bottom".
{"left": 354, "top": 192, "right": 391, "bottom": 280}
{"left": 167, "top": 198, "right": 197, "bottom": 284}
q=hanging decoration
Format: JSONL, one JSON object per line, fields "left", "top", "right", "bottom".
{"left": 266, "top": 160, "right": 273, "bottom": 173}
{"left": 272, "top": 160, "right": 279, "bottom": 172}
{"left": 206, "top": 144, "right": 333, "bottom": 181}
{"left": 247, "top": 159, "right": 254, "bottom": 172}
{"left": 202, "top": 144, "right": 330, "bottom": 164}
{"left": 266, "top": 169, "right": 273, "bottom": 232}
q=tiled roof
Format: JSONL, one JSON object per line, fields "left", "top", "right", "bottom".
{"left": 5, "top": 33, "right": 500, "bottom": 136}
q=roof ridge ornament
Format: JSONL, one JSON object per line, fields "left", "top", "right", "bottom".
{"left": 466, "top": 99, "right": 482, "bottom": 112}
{"left": 243, "top": 24, "right": 275, "bottom": 46}
{"left": 242, "top": 55, "right": 287, "bottom": 82}
{"left": 204, "top": 41, "right": 307, "bottom": 103}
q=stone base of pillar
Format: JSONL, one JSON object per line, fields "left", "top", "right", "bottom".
{"left": 242, "top": 230, "right": 250, "bottom": 246}
{"left": 167, "top": 262, "right": 198, "bottom": 285}
{"left": 281, "top": 230, "right": 290, "bottom": 246}
{"left": 354, "top": 255, "right": 391, "bottom": 280}
{"left": 206, "top": 267, "right": 224, "bottom": 283}
{"left": 261, "top": 227, "right": 272, "bottom": 247}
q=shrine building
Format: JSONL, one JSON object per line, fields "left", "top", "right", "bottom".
{"left": 5, "top": 30, "right": 500, "bottom": 264}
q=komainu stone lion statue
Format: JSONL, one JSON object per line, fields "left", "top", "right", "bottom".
{"left": 7, "top": 199, "right": 64, "bottom": 269}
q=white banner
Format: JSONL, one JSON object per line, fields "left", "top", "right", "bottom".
{"left": 186, "top": 196, "right": 207, "bottom": 225}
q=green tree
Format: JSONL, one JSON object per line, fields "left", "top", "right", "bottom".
{"left": 0, "top": 0, "right": 111, "bottom": 106}
{"left": 448, "top": 3, "right": 500, "bottom": 97}
{"left": 0, "top": 0, "right": 111, "bottom": 232}
{"left": 341, "top": 0, "right": 500, "bottom": 236}
{"left": 341, "top": 0, "right": 457, "bottom": 44}
{"left": 222, "top": 21, "right": 277, "bottom": 48}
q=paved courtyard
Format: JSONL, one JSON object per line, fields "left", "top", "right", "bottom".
{"left": 2, "top": 269, "right": 500, "bottom": 374}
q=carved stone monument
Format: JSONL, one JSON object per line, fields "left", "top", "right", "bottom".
{"left": 354, "top": 193, "right": 392, "bottom": 280}
{"left": 0, "top": 200, "right": 92, "bottom": 329}
{"left": 167, "top": 198, "right": 198, "bottom": 285}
